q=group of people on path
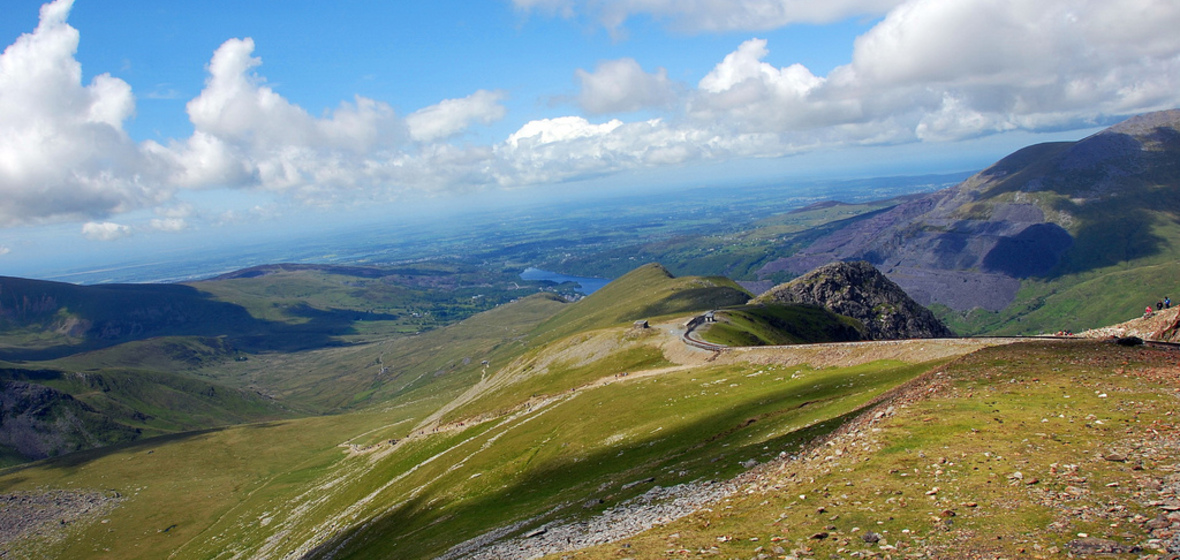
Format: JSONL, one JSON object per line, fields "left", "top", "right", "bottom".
{"left": 1145, "top": 296, "right": 1172, "bottom": 317}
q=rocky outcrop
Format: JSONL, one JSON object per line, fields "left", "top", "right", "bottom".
{"left": 754, "top": 261, "right": 954, "bottom": 340}
{"left": 0, "top": 380, "right": 139, "bottom": 461}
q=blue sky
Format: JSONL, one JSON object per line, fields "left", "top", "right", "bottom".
{"left": 1, "top": 0, "right": 1178, "bottom": 277}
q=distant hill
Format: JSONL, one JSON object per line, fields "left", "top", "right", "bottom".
{"left": 0, "top": 276, "right": 259, "bottom": 357}
{"left": 754, "top": 261, "right": 954, "bottom": 339}
{"left": 757, "top": 109, "right": 1180, "bottom": 334}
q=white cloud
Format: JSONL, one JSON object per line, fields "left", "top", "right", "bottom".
{"left": 682, "top": 0, "right": 1180, "bottom": 143}
{"left": 406, "top": 90, "right": 507, "bottom": 142}
{"left": 576, "top": 59, "right": 677, "bottom": 115}
{"left": 0, "top": 0, "right": 171, "bottom": 227}
{"left": 496, "top": 0, "right": 1180, "bottom": 185}
{"left": 82, "top": 221, "right": 132, "bottom": 241}
{"left": 168, "top": 37, "right": 404, "bottom": 194}
{"left": 3, "top": 0, "right": 1180, "bottom": 236}
{"left": 0, "top": 246, "right": 10, "bottom": 256}
{"left": 495, "top": 116, "right": 769, "bottom": 186}
{"left": 514, "top": 0, "right": 904, "bottom": 33}
{"left": 506, "top": 116, "right": 623, "bottom": 148}
{"left": 691, "top": 38, "right": 850, "bottom": 133}
{"left": 149, "top": 218, "right": 188, "bottom": 232}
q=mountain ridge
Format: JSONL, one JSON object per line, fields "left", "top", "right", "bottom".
{"left": 757, "top": 109, "right": 1180, "bottom": 329}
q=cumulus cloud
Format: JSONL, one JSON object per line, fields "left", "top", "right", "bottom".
{"left": 494, "top": 116, "right": 788, "bottom": 186}
{"left": 3, "top": 0, "right": 1180, "bottom": 236}
{"left": 497, "top": 0, "right": 1180, "bottom": 184}
{"left": 0, "top": 246, "right": 10, "bottom": 256}
{"left": 0, "top": 0, "right": 170, "bottom": 228}
{"left": 684, "top": 0, "right": 1180, "bottom": 143}
{"left": 406, "top": 90, "right": 507, "bottom": 142}
{"left": 837, "top": 0, "right": 1180, "bottom": 139}
{"left": 82, "top": 221, "right": 132, "bottom": 241}
{"left": 514, "top": 0, "right": 904, "bottom": 33}
{"left": 160, "top": 37, "right": 404, "bottom": 194}
{"left": 576, "top": 58, "right": 677, "bottom": 115}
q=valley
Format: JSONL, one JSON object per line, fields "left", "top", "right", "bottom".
{"left": 2, "top": 112, "right": 1180, "bottom": 559}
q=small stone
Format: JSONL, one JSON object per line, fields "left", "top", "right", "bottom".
{"left": 862, "top": 532, "right": 881, "bottom": 544}
{"left": 1104, "top": 453, "right": 1128, "bottom": 462}
{"left": 810, "top": 532, "right": 829, "bottom": 540}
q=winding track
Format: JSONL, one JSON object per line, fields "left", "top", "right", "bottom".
{"left": 681, "top": 311, "right": 1180, "bottom": 353}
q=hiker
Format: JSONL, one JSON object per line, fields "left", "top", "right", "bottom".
{"left": 1167, "top": 297, "right": 1172, "bottom": 309}
{"left": 1158, "top": 301, "right": 1165, "bottom": 311}
{"left": 1146, "top": 305, "right": 1155, "bottom": 318}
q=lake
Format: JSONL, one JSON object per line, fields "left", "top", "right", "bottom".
{"left": 520, "top": 267, "right": 611, "bottom": 294}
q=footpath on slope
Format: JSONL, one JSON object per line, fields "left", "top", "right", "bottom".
{"left": 433, "top": 317, "right": 1045, "bottom": 560}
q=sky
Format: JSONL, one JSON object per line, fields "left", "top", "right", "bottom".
{"left": 1, "top": 0, "right": 1179, "bottom": 278}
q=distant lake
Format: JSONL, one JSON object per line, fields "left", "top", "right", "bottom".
{"left": 520, "top": 268, "right": 611, "bottom": 294}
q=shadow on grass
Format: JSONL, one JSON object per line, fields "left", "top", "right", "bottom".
{"left": 297, "top": 364, "right": 926, "bottom": 560}
{"left": 0, "top": 279, "right": 392, "bottom": 361}
{"left": 0, "top": 421, "right": 288, "bottom": 479}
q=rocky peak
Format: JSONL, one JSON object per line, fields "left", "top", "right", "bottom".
{"left": 754, "top": 261, "right": 954, "bottom": 340}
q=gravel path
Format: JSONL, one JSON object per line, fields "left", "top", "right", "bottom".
{"left": 437, "top": 479, "right": 741, "bottom": 560}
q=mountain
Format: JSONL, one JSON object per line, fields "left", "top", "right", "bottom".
{"left": 754, "top": 261, "right": 954, "bottom": 339}
{"left": 757, "top": 109, "right": 1180, "bottom": 334}
{"left": 5, "top": 110, "right": 1180, "bottom": 557}
{"left": 1, "top": 258, "right": 1177, "bottom": 559}
{"left": 0, "top": 276, "right": 265, "bottom": 360}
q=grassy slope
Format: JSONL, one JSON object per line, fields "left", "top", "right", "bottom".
{"left": 698, "top": 304, "right": 865, "bottom": 346}
{"left": 530, "top": 263, "right": 751, "bottom": 346}
{"left": 188, "top": 292, "right": 569, "bottom": 413}
{"left": 0, "top": 277, "right": 261, "bottom": 359}
{"left": 0, "top": 364, "right": 286, "bottom": 436}
{"left": 12, "top": 263, "right": 1159, "bottom": 560}
{"left": 200, "top": 340, "right": 943, "bottom": 560}
{"left": 561, "top": 341, "right": 1180, "bottom": 559}
{"left": 0, "top": 265, "right": 958, "bottom": 560}
{"left": 0, "top": 293, "right": 572, "bottom": 558}
{"left": 939, "top": 217, "right": 1180, "bottom": 335}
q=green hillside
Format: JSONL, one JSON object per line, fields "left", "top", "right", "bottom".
{"left": 0, "top": 262, "right": 576, "bottom": 362}
{"left": 4, "top": 249, "right": 1176, "bottom": 559}
{"left": 561, "top": 341, "right": 1180, "bottom": 560}
{"left": 0, "top": 317, "right": 958, "bottom": 560}
{"left": 697, "top": 304, "right": 865, "bottom": 346}
{"left": 0, "top": 262, "right": 986, "bottom": 559}
{"left": 531, "top": 263, "right": 751, "bottom": 345}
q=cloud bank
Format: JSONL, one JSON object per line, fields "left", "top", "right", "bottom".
{"left": 1, "top": 0, "right": 1178, "bottom": 234}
